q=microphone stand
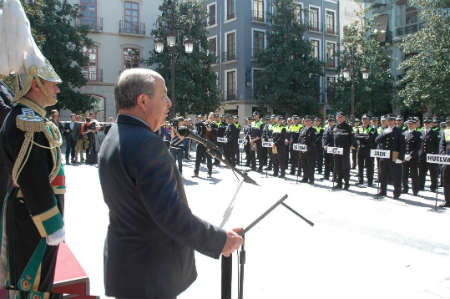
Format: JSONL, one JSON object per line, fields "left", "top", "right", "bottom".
{"left": 235, "top": 194, "right": 314, "bottom": 299}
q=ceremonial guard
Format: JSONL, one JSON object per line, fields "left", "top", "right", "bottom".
{"left": 402, "top": 118, "right": 422, "bottom": 195}
{"left": 0, "top": 1, "right": 65, "bottom": 297}
{"left": 375, "top": 115, "right": 405, "bottom": 198}
{"left": 313, "top": 117, "right": 324, "bottom": 175}
{"left": 272, "top": 116, "right": 287, "bottom": 178}
{"left": 261, "top": 116, "right": 271, "bottom": 170}
{"left": 332, "top": 112, "right": 354, "bottom": 190}
{"left": 354, "top": 114, "right": 376, "bottom": 187}
{"left": 289, "top": 116, "right": 301, "bottom": 175}
{"left": 248, "top": 111, "right": 264, "bottom": 172}
{"left": 322, "top": 116, "right": 335, "bottom": 180}
{"left": 298, "top": 116, "right": 316, "bottom": 183}
{"left": 215, "top": 115, "right": 227, "bottom": 166}
{"left": 418, "top": 118, "right": 440, "bottom": 192}
{"left": 396, "top": 115, "right": 407, "bottom": 132}
{"left": 439, "top": 118, "right": 450, "bottom": 208}
{"left": 351, "top": 118, "right": 360, "bottom": 169}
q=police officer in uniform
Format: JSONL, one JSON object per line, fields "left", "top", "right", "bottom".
{"left": 402, "top": 118, "right": 422, "bottom": 195}
{"left": 322, "top": 116, "right": 335, "bottom": 181}
{"left": 233, "top": 116, "right": 241, "bottom": 165}
{"left": 332, "top": 112, "right": 354, "bottom": 190}
{"left": 439, "top": 118, "right": 450, "bottom": 208}
{"left": 351, "top": 118, "right": 360, "bottom": 169}
{"left": 289, "top": 115, "right": 301, "bottom": 175}
{"left": 224, "top": 115, "right": 238, "bottom": 166}
{"left": 313, "top": 117, "right": 324, "bottom": 175}
{"left": 249, "top": 111, "right": 264, "bottom": 172}
{"left": 418, "top": 118, "right": 440, "bottom": 192}
{"left": 375, "top": 115, "right": 406, "bottom": 199}
{"left": 355, "top": 114, "right": 376, "bottom": 187}
{"left": 272, "top": 116, "right": 287, "bottom": 178}
{"left": 243, "top": 116, "right": 252, "bottom": 167}
{"left": 298, "top": 115, "right": 316, "bottom": 183}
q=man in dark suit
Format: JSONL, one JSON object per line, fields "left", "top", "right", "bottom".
{"left": 64, "top": 113, "right": 81, "bottom": 164}
{"left": 98, "top": 68, "right": 243, "bottom": 299}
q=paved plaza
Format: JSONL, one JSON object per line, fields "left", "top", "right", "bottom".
{"left": 63, "top": 154, "right": 449, "bottom": 298}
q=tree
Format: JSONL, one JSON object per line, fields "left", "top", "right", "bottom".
{"left": 147, "top": 0, "right": 220, "bottom": 116}
{"left": 253, "top": 0, "right": 323, "bottom": 116}
{"left": 332, "top": 20, "right": 394, "bottom": 117}
{"left": 398, "top": 0, "right": 450, "bottom": 115}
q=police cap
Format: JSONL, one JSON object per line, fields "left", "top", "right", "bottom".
{"left": 354, "top": 118, "right": 361, "bottom": 122}
{"left": 304, "top": 115, "right": 312, "bottom": 121}
{"left": 336, "top": 111, "right": 345, "bottom": 117}
{"left": 396, "top": 115, "right": 403, "bottom": 121}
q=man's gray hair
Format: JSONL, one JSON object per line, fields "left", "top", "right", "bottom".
{"left": 114, "top": 68, "right": 161, "bottom": 110}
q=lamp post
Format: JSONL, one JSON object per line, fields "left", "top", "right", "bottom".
{"left": 343, "top": 67, "right": 369, "bottom": 119}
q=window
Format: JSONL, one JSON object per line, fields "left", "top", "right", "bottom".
{"left": 326, "top": 42, "right": 335, "bottom": 68}
{"left": 253, "top": 0, "right": 264, "bottom": 22}
{"left": 208, "top": 37, "right": 217, "bottom": 57}
{"left": 311, "top": 39, "right": 320, "bottom": 59}
{"left": 226, "top": 31, "right": 236, "bottom": 60}
{"left": 208, "top": 3, "right": 216, "bottom": 26}
{"left": 294, "top": 3, "right": 303, "bottom": 24}
{"left": 80, "top": 0, "right": 97, "bottom": 28}
{"left": 326, "top": 10, "right": 335, "bottom": 34}
{"left": 226, "top": 70, "right": 236, "bottom": 100}
{"left": 124, "top": 1, "right": 139, "bottom": 33}
{"left": 253, "top": 30, "right": 265, "bottom": 57}
{"left": 226, "top": 0, "right": 235, "bottom": 20}
{"left": 82, "top": 46, "right": 98, "bottom": 81}
{"left": 123, "top": 47, "right": 140, "bottom": 69}
{"left": 253, "top": 69, "right": 263, "bottom": 99}
{"left": 309, "top": 7, "right": 319, "bottom": 31}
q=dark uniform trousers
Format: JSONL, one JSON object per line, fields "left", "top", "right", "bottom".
{"left": 402, "top": 160, "right": 419, "bottom": 194}
{"left": 273, "top": 145, "right": 287, "bottom": 176}
{"left": 351, "top": 147, "right": 357, "bottom": 168}
{"left": 290, "top": 150, "right": 299, "bottom": 174}
{"left": 380, "top": 160, "right": 402, "bottom": 196}
{"left": 357, "top": 148, "right": 374, "bottom": 184}
{"left": 194, "top": 144, "right": 212, "bottom": 175}
{"left": 315, "top": 147, "right": 323, "bottom": 174}
{"left": 442, "top": 165, "right": 450, "bottom": 204}
{"left": 418, "top": 160, "right": 438, "bottom": 191}
{"left": 301, "top": 152, "right": 315, "bottom": 183}
{"left": 334, "top": 149, "right": 350, "bottom": 185}
{"left": 256, "top": 141, "right": 264, "bottom": 170}
{"left": 248, "top": 142, "right": 257, "bottom": 170}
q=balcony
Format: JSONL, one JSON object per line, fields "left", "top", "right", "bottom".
{"left": 251, "top": 10, "right": 265, "bottom": 23}
{"left": 119, "top": 20, "right": 146, "bottom": 36}
{"left": 395, "top": 23, "right": 420, "bottom": 36}
{"left": 77, "top": 17, "right": 103, "bottom": 32}
{"left": 222, "top": 51, "right": 237, "bottom": 62}
{"left": 308, "top": 24, "right": 321, "bottom": 33}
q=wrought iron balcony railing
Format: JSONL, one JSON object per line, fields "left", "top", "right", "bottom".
{"left": 119, "top": 20, "right": 145, "bottom": 36}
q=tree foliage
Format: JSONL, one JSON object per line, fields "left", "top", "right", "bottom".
{"left": 332, "top": 20, "right": 394, "bottom": 117}
{"left": 398, "top": 0, "right": 450, "bottom": 115}
{"left": 147, "top": 0, "right": 220, "bottom": 116}
{"left": 253, "top": 0, "right": 323, "bottom": 116}
{"left": 22, "top": 0, "right": 96, "bottom": 113}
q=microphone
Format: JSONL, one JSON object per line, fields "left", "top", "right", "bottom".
{"left": 178, "top": 126, "right": 219, "bottom": 152}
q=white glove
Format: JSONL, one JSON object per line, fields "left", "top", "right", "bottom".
{"left": 46, "top": 227, "right": 65, "bottom": 246}
{"left": 395, "top": 159, "right": 403, "bottom": 164}
{"left": 405, "top": 154, "right": 412, "bottom": 161}
{"left": 383, "top": 128, "right": 392, "bottom": 135}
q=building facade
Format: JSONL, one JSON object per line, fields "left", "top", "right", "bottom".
{"left": 66, "top": 0, "right": 162, "bottom": 121}
{"left": 206, "top": 0, "right": 342, "bottom": 119}
{"left": 364, "top": 0, "right": 419, "bottom": 83}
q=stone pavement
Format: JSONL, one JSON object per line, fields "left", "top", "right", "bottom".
{"left": 63, "top": 155, "right": 449, "bottom": 298}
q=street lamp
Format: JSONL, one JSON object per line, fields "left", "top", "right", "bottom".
{"left": 343, "top": 68, "right": 369, "bottom": 119}
{"left": 154, "top": 33, "right": 194, "bottom": 103}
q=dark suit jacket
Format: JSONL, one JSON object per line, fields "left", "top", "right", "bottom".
{"left": 98, "top": 114, "right": 227, "bottom": 299}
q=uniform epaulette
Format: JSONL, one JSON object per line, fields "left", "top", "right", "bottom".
{"left": 16, "top": 107, "right": 46, "bottom": 132}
